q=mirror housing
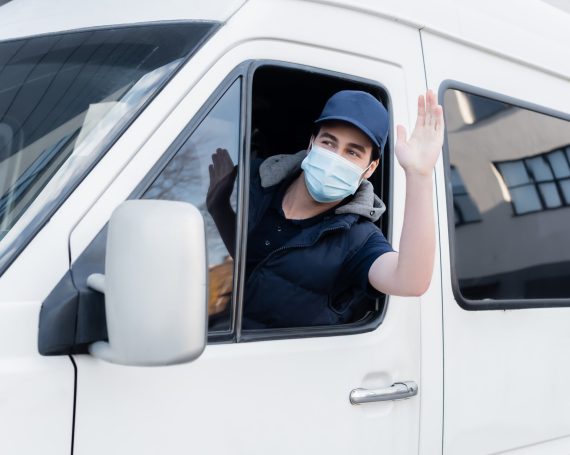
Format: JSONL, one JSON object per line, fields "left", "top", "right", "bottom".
{"left": 88, "top": 199, "right": 207, "bottom": 366}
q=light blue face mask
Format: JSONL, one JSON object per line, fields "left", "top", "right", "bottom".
{"left": 301, "top": 145, "right": 372, "bottom": 203}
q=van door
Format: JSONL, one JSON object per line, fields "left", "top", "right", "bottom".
{"left": 68, "top": 4, "right": 437, "bottom": 454}
{"left": 0, "top": 20, "right": 223, "bottom": 454}
{"left": 422, "top": 25, "right": 570, "bottom": 455}
{"left": 0, "top": 240, "right": 74, "bottom": 455}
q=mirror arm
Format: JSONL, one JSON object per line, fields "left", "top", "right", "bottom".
{"left": 87, "top": 273, "right": 106, "bottom": 294}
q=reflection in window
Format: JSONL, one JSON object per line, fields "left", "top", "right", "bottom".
{"left": 454, "top": 90, "right": 509, "bottom": 125}
{"left": 143, "top": 80, "right": 241, "bottom": 332}
{"left": 444, "top": 88, "right": 570, "bottom": 301}
{"left": 0, "top": 22, "right": 216, "bottom": 273}
{"left": 495, "top": 145, "right": 570, "bottom": 215}
{"left": 450, "top": 166, "right": 481, "bottom": 225}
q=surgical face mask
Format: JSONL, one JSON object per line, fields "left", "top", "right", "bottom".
{"left": 301, "top": 145, "right": 372, "bottom": 203}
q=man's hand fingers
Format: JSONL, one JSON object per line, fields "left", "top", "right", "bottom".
{"left": 216, "top": 148, "right": 234, "bottom": 170}
{"left": 434, "top": 105, "right": 444, "bottom": 131}
{"left": 425, "top": 91, "right": 431, "bottom": 127}
{"left": 217, "top": 148, "right": 231, "bottom": 160}
{"left": 212, "top": 151, "right": 221, "bottom": 167}
{"left": 427, "top": 90, "right": 443, "bottom": 129}
{"left": 427, "top": 88, "right": 444, "bottom": 132}
{"left": 396, "top": 124, "right": 407, "bottom": 144}
{"left": 415, "top": 95, "right": 426, "bottom": 128}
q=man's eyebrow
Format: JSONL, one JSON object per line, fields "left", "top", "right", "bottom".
{"left": 319, "top": 132, "right": 338, "bottom": 142}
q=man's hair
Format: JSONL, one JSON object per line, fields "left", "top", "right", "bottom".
{"left": 312, "top": 124, "right": 381, "bottom": 163}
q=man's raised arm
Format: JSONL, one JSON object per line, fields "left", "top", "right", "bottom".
{"left": 368, "top": 89, "right": 444, "bottom": 296}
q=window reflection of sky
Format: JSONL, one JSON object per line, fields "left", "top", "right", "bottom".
{"left": 144, "top": 81, "right": 240, "bottom": 265}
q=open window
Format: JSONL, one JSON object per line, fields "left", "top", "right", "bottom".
{"left": 239, "top": 63, "right": 392, "bottom": 340}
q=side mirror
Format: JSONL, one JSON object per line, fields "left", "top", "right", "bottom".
{"left": 87, "top": 200, "right": 207, "bottom": 366}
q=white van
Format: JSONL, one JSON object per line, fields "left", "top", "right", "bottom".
{"left": 1, "top": 0, "right": 570, "bottom": 453}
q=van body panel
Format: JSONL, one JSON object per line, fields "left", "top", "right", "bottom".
{"left": 423, "top": 30, "right": 570, "bottom": 455}
{"left": 308, "top": 0, "right": 570, "bottom": 79}
{"left": 0, "top": 0, "right": 244, "bottom": 40}
{"left": 0, "top": 315, "right": 74, "bottom": 455}
{"left": 0, "top": 0, "right": 567, "bottom": 453}
{"left": 0, "top": 134, "right": 75, "bottom": 453}
{"left": 0, "top": 244, "right": 73, "bottom": 453}
{"left": 68, "top": 2, "right": 432, "bottom": 452}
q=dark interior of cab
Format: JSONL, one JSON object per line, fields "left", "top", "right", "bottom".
{"left": 245, "top": 64, "right": 392, "bottom": 329}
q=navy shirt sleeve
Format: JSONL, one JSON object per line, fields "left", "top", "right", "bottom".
{"left": 344, "top": 230, "right": 394, "bottom": 298}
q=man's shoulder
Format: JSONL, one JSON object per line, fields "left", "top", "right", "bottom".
{"left": 334, "top": 180, "right": 385, "bottom": 223}
{"left": 347, "top": 217, "right": 384, "bottom": 238}
{"left": 258, "top": 151, "right": 307, "bottom": 188}
{"left": 319, "top": 213, "right": 383, "bottom": 249}
{"left": 339, "top": 216, "right": 387, "bottom": 247}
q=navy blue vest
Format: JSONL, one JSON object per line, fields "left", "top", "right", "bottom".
{"left": 243, "top": 160, "right": 380, "bottom": 329}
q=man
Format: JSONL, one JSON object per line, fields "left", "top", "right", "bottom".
{"left": 207, "top": 89, "right": 444, "bottom": 329}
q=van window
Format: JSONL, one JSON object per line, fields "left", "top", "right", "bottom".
{"left": 143, "top": 80, "right": 242, "bottom": 333}
{"left": 0, "top": 22, "right": 217, "bottom": 275}
{"left": 137, "top": 64, "right": 391, "bottom": 339}
{"left": 241, "top": 65, "right": 391, "bottom": 335}
{"left": 444, "top": 88, "right": 570, "bottom": 301}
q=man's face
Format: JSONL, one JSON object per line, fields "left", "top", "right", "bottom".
{"left": 310, "top": 121, "right": 379, "bottom": 179}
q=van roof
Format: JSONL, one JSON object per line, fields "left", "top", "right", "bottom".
{"left": 1, "top": 0, "right": 568, "bottom": 80}
{"left": 310, "top": 0, "right": 570, "bottom": 81}
{"left": 0, "top": 0, "right": 246, "bottom": 40}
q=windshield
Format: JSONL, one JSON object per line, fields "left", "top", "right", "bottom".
{"left": 0, "top": 22, "right": 217, "bottom": 273}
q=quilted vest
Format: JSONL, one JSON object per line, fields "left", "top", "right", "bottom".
{"left": 243, "top": 158, "right": 382, "bottom": 329}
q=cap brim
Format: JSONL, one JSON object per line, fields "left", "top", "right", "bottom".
{"left": 314, "top": 115, "right": 381, "bottom": 148}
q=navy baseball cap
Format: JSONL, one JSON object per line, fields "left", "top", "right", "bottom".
{"left": 314, "top": 90, "right": 389, "bottom": 151}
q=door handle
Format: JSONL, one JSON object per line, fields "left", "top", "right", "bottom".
{"left": 349, "top": 381, "right": 418, "bottom": 405}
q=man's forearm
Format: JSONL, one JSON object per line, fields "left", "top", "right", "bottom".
{"left": 369, "top": 90, "right": 442, "bottom": 296}
{"left": 395, "top": 170, "right": 435, "bottom": 295}
{"left": 368, "top": 170, "right": 436, "bottom": 297}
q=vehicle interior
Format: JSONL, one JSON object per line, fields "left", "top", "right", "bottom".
{"left": 243, "top": 64, "right": 393, "bottom": 329}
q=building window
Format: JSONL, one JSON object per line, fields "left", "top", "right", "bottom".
{"left": 494, "top": 145, "right": 570, "bottom": 215}
{"left": 450, "top": 165, "right": 481, "bottom": 225}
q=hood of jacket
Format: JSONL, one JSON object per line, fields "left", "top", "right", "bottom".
{"left": 258, "top": 150, "right": 386, "bottom": 222}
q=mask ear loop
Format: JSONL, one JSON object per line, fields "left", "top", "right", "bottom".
{"left": 358, "top": 161, "right": 374, "bottom": 185}
{"left": 307, "top": 136, "right": 315, "bottom": 153}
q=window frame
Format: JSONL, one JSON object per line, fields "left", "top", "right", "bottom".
{"left": 132, "top": 60, "right": 395, "bottom": 343}
{"left": 439, "top": 79, "right": 570, "bottom": 311}
{"left": 128, "top": 65, "right": 249, "bottom": 343}
{"left": 239, "top": 60, "right": 393, "bottom": 343}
